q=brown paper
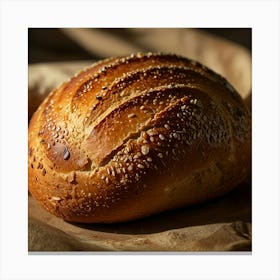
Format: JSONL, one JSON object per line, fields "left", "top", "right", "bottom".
{"left": 29, "top": 182, "right": 251, "bottom": 252}
{"left": 28, "top": 28, "right": 251, "bottom": 251}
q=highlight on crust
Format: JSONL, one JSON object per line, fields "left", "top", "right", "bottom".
{"left": 28, "top": 52, "right": 251, "bottom": 223}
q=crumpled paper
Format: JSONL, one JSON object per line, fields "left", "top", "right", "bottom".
{"left": 29, "top": 182, "right": 251, "bottom": 251}
{"left": 28, "top": 28, "right": 251, "bottom": 251}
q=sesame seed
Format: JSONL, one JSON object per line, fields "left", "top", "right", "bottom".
{"left": 63, "top": 147, "right": 70, "bottom": 160}
{"left": 128, "top": 113, "right": 136, "bottom": 118}
{"left": 96, "top": 95, "right": 102, "bottom": 100}
{"left": 51, "top": 196, "right": 61, "bottom": 201}
{"left": 164, "top": 124, "right": 170, "bottom": 130}
{"left": 147, "top": 157, "right": 152, "bottom": 162}
{"left": 128, "top": 165, "right": 133, "bottom": 171}
{"left": 159, "top": 134, "right": 165, "bottom": 140}
{"left": 137, "top": 164, "right": 145, "bottom": 169}
{"left": 136, "top": 52, "right": 144, "bottom": 58}
{"left": 141, "top": 145, "right": 149, "bottom": 155}
{"left": 157, "top": 153, "right": 163, "bottom": 158}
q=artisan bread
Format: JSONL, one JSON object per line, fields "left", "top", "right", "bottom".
{"left": 28, "top": 53, "right": 251, "bottom": 223}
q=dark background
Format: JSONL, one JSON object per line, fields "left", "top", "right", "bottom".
{"left": 28, "top": 28, "right": 251, "bottom": 64}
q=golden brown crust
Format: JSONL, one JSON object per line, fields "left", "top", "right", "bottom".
{"left": 28, "top": 52, "right": 251, "bottom": 223}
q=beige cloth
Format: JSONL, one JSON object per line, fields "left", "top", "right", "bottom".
{"left": 28, "top": 28, "right": 251, "bottom": 251}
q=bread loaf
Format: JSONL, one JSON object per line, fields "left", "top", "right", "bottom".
{"left": 28, "top": 53, "right": 251, "bottom": 223}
